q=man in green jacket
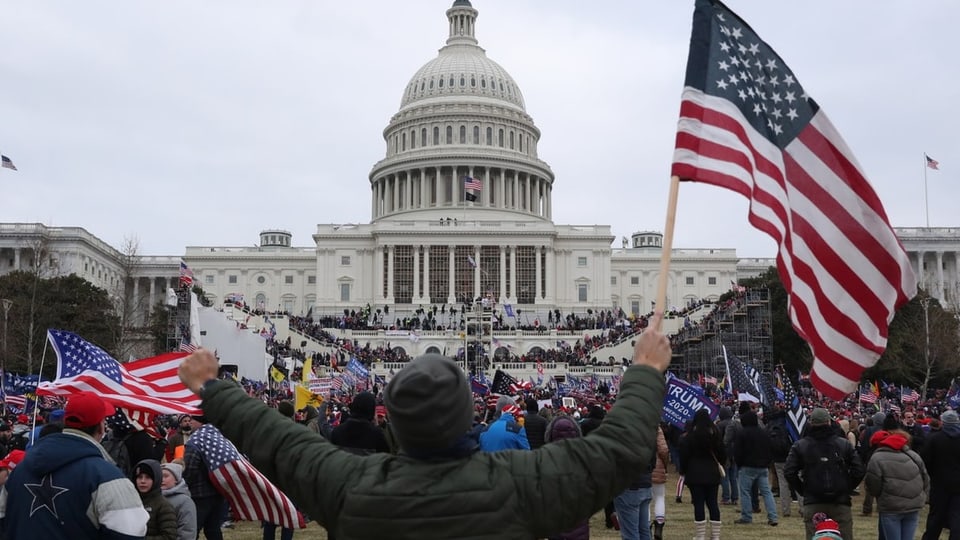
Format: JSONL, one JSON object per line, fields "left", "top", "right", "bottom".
{"left": 178, "top": 313, "right": 671, "bottom": 539}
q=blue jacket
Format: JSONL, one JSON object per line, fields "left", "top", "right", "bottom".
{"left": 1, "top": 429, "right": 148, "bottom": 539}
{"left": 479, "top": 413, "right": 530, "bottom": 452}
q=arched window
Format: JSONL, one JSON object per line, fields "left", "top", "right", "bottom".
{"left": 509, "top": 131, "right": 514, "bottom": 149}
{"left": 433, "top": 126, "right": 440, "bottom": 145}
{"left": 518, "top": 133, "right": 522, "bottom": 152}
{"left": 410, "top": 130, "right": 415, "bottom": 149}
{"left": 486, "top": 127, "right": 492, "bottom": 145}
{"left": 470, "top": 76, "right": 476, "bottom": 87}
{"left": 473, "top": 126, "right": 480, "bottom": 144}
{"left": 460, "top": 76, "right": 465, "bottom": 87}
{"left": 449, "top": 76, "right": 454, "bottom": 87}
{"left": 394, "top": 135, "right": 398, "bottom": 152}
{"left": 429, "top": 79, "right": 434, "bottom": 89}
{"left": 446, "top": 125, "right": 453, "bottom": 144}
{"left": 420, "top": 81, "right": 425, "bottom": 91}
{"left": 481, "top": 77, "right": 486, "bottom": 89}
{"left": 439, "top": 77, "right": 444, "bottom": 88}
{"left": 421, "top": 128, "right": 427, "bottom": 147}
{"left": 459, "top": 125, "right": 466, "bottom": 144}
{"left": 498, "top": 129, "right": 504, "bottom": 147}
{"left": 401, "top": 132, "right": 406, "bottom": 151}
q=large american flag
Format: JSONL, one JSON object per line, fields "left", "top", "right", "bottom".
{"left": 37, "top": 330, "right": 200, "bottom": 415}
{"left": 188, "top": 424, "right": 303, "bottom": 529}
{"left": 672, "top": 0, "right": 916, "bottom": 399}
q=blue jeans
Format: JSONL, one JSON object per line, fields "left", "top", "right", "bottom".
{"left": 880, "top": 511, "right": 919, "bottom": 540}
{"left": 614, "top": 487, "right": 653, "bottom": 540}
{"left": 738, "top": 466, "right": 777, "bottom": 523}
{"left": 722, "top": 463, "right": 738, "bottom": 502}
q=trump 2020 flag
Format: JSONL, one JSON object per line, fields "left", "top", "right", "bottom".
{"left": 188, "top": 424, "right": 304, "bottom": 529}
{"left": 672, "top": 0, "right": 916, "bottom": 399}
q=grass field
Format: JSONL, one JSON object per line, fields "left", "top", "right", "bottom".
{"left": 217, "top": 487, "right": 926, "bottom": 539}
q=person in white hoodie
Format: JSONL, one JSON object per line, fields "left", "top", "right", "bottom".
{"left": 161, "top": 462, "right": 198, "bottom": 540}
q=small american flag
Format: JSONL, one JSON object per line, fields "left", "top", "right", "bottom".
{"left": 926, "top": 154, "right": 939, "bottom": 170}
{"left": 179, "top": 261, "right": 194, "bottom": 288}
{"left": 188, "top": 424, "right": 303, "bottom": 529}
{"left": 0, "top": 155, "right": 16, "bottom": 171}
{"left": 463, "top": 176, "right": 482, "bottom": 190}
{"left": 38, "top": 330, "right": 200, "bottom": 415}
{"left": 859, "top": 385, "right": 878, "bottom": 404}
{"left": 901, "top": 386, "right": 921, "bottom": 403}
{"left": 179, "top": 338, "right": 197, "bottom": 353}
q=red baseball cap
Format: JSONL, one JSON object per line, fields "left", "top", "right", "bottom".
{"left": 64, "top": 393, "right": 115, "bottom": 428}
{"left": 0, "top": 449, "right": 26, "bottom": 470}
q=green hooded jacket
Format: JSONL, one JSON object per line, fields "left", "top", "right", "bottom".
{"left": 201, "top": 364, "right": 665, "bottom": 540}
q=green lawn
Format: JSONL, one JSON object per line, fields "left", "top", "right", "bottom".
{"left": 220, "top": 487, "right": 927, "bottom": 539}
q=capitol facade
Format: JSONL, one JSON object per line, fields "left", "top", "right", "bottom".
{"left": 2, "top": 1, "right": 958, "bottom": 335}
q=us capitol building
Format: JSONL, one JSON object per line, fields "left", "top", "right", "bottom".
{"left": 2, "top": 1, "right": 958, "bottom": 338}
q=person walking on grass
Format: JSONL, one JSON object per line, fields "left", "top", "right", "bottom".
{"left": 678, "top": 408, "right": 725, "bottom": 540}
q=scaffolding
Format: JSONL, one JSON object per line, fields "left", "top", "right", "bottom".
{"left": 165, "top": 286, "right": 192, "bottom": 353}
{"left": 671, "top": 288, "right": 773, "bottom": 377}
{"left": 463, "top": 301, "right": 494, "bottom": 375}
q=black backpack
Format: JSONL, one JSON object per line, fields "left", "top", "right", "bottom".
{"left": 766, "top": 422, "right": 792, "bottom": 460}
{"left": 102, "top": 433, "right": 133, "bottom": 477}
{"left": 802, "top": 438, "right": 849, "bottom": 499}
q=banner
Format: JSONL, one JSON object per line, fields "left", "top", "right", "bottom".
{"left": 310, "top": 377, "right": 333, "bottom": 394}
{"left": 662, "top": 376, "right": 718, "bottom": 429}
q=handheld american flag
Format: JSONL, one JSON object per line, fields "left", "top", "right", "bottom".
{"left": 38, "top": 330, "right": 200, "bottom": 415}
{"left": 188, "top": 424, "right": 303, "bottom": 529}
{"left": 673, "top": 0, "right": 916, "bottom": 399}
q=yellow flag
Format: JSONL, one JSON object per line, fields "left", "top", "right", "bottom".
{"left": 270, "top": 365, "right": 286, "bottom": 383}
{"left": 295, "top": 384, "right": 323, "bottom": 411}
{"left": 302, "top": 356, "right": 313, "bottom": 383}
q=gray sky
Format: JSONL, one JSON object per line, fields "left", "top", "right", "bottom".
{"left": 2, "top": 1, "right": 956, "bottom": 258}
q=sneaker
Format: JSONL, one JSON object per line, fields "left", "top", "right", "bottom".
{"left": 675, "top": 496, "right": 683, "bottom": 503}
{"left": 221, "top": 520, "right": 235, "bottom": 529}
{"left": 611, "top": 512, "right": 620, "bottom": 531}
{"left": 768, "top": 520, "right": 779, "bottom": 527}
{"left": 734, "top": 518, "right": 752, "bottom": 524}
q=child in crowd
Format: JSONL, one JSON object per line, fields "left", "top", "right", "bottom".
{"left": 133, "top": 459, "right": 178, "bottom": 540}
{"left": 160, "top": 462, "right": 197, "bottom": 540}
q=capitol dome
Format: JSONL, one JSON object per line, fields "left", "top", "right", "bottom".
{"left": 369, "top": 0, "right": 555, "bottom": 224}
{"left": 400, "top": 1, "right": 525, "bottom": 112}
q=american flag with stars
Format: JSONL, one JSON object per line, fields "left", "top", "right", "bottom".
{"left": 901, "top": 386, "right": 921, "bottom": 403}
{"left": 859, "top": 384, "right": 878, "bottom": 404}
{"left": 491, "top": 369, "right": 519, "bottom": 396}
{"left": 38, "top": 330, "right": 200, "bottom": 415}
{"left": 463, "top": 176, "right": 482, "bottom": 191}
{"left": 672, "top": 0, "right": 915, "bottom": 400}
{"left": 188, "top": 424, "right": 303, "bottom": 529}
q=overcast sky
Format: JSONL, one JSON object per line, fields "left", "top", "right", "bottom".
{"left": 2, "top": 1, "right": 956, "bottom": 258}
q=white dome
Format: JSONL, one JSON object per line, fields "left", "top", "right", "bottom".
{"left": 399, "top": 1, "right": 526, "bottom": 111}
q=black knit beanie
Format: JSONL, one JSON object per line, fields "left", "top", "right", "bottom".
{"left": 384, "top": 354, "right": 473, "bottom": 452}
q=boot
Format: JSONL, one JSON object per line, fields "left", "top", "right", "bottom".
{"left": 653, "top": 520, "right": 664, "bottom": 540}
{"left": 694, "top": 520, "right": 707, "bottom": 540}
{"left": 710, "top": 520, "right": 722, "bottom": 540}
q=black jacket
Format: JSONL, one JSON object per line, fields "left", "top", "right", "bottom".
{"left": 523, "top": 413, "right": 548, "bottom": 450}
{"left": 734, "top": 422, "right": 773, "bottom": 468}
{"left": 784, "top": 424, "right": 865, "bottom": 506}
{"left": 678, "top": 427, "right": 725, "bottom": 486}
{"left": 920, "top": 423, "right": 960, "bottom": 495}
{"left": 330, "top": 418, "right": 390, "bottom": 455}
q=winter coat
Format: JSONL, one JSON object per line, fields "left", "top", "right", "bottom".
{"left": 199, "top": 364, "right": 666, "bottom": 540}
{"left": 734, "top": 413, "right": 773, "bottom": 469}
{"left": 0, "top": 429, "right": 149, "bottom": 539}
{"left": 544, "top": 415, "right": 589, "bottom": 540}
{"left": 479, "top": 413, "right": 530, "bottom": 452}
{"left": 784, "top": 424, "right": 865, "bottom": 506}
{"left": 162, "top": 478, "right": 198, "bottom": 540}
{"left": 651, "top": 426, "right": 670, "bottom": 485}
{"left": 678, "top": 425, "right": 726, "bottom": 486}
{"left": 864, "top": 431, "right": 928, "bottom": 515}
{"left": 134, "top": 459, "right": 178, "bottom": 540}
{"left": 523, "top": 410, "right": 548, "bottom": 450}
{"left": 920, "top": 422, "right": 960, "bottom": 495}
{"left": 330, "top": 418, "right": 390, "bottom": 455}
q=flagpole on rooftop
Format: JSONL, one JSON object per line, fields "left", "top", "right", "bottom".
{"left": 923, "top": 153, "right": 930, "bottom": 227}
{"left": 653, "top": 176, "right": 681, "bottom": 331}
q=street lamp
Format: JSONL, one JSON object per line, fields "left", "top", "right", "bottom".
{"left": 2, "top": 298, "right": 12, "bottom": 375}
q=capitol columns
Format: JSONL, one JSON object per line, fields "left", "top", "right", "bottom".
{"left": 447, "top": 245, "right": 456, "bottom": 304}
{"left": 412, "top": 244, "right": 421, "bottom": 302}
{"left": 387, "top": 245, "right": 395, "bottom": 303}
{"left": 534, "top": 245, "right": 542, "bottom": 303}
{"left": 423, "top": 245, "right": 431, "bottom": 303}
{"left": 509, "top": 246, "right": 517, "bottom": 303}
{"left": 937, "top": 251, "right": 945, "bottom": 300}
{"left": 499, "top": 246, "right": 507, "bottom": 304}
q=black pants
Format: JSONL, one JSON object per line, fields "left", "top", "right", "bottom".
{"left": 922, "top": 489, "right": 960, "bottom": 540}
{"left": 688, "top": 483, "right": 721, "bottom": 522}
{"left": 194, "top": 496, "right": 225, "bottom": 540}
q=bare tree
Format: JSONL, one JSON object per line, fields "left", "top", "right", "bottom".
{"left": 110, "top": 235, "right": 149, "bottom": 361}
{"left": 23, "top": 234, "right": 58, "bottom": 373}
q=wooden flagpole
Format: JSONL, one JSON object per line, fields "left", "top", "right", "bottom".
{"left": 653, "top": 176, "right": 681, "bottom": 331}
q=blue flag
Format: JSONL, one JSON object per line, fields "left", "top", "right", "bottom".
{"left": 662, "top": 376, "right": 718, "bottom": 429}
